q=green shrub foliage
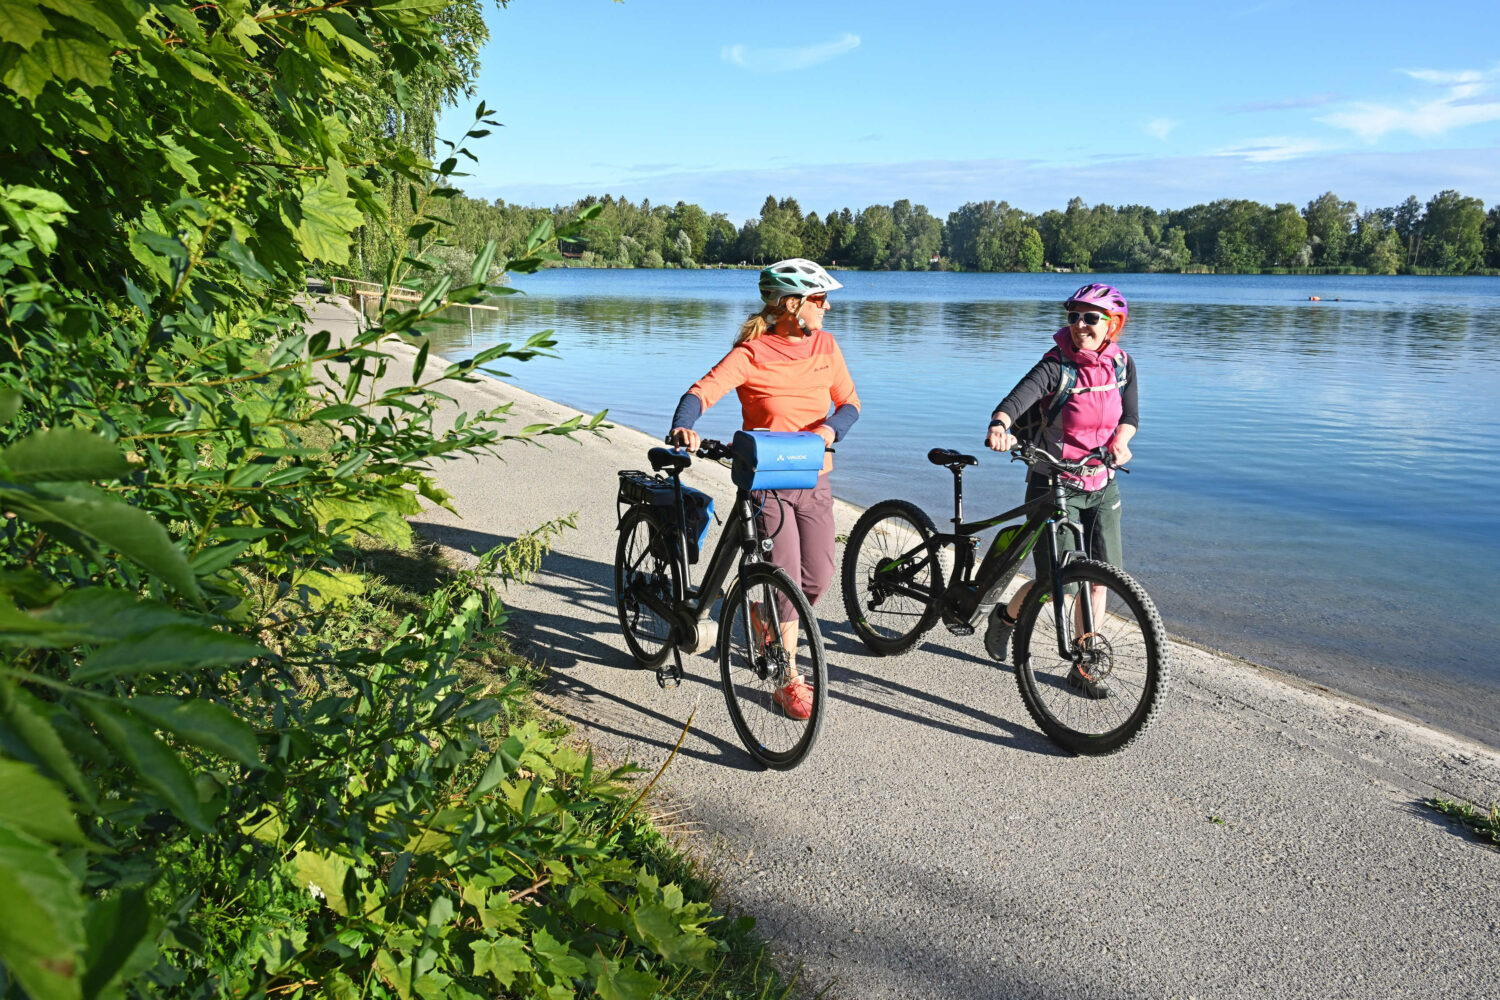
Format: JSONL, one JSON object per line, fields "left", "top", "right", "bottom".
{"left": 0, "top": 4, "right": 728, "bottom": 999}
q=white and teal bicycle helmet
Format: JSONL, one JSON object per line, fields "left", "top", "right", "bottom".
{"left": 759, "top": 258, "right": 843, "bottom": 305}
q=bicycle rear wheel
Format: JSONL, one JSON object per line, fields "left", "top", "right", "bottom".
{"left": 841, "top": 499, "right": 943, "bottom": 655}
{"left": 614, "top": 507, "right": 679, "bottom": 669}
{"left": 1012, "top": 558, "right": 1168, "bottom": 755}
{"left": 719, "top": 565, "right": 827, "bottom": 770}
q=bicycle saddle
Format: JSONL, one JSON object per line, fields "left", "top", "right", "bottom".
{"left": 927, "top": 448, "right": 977, "bottom": 469}
{"left": 648, "top": 447, "right": 691, "bottom": 473}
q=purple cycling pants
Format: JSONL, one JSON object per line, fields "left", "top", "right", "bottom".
{"left": 753, "top": 473, "right": 835, "bottom": 623}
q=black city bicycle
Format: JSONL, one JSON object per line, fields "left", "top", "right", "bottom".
{"left": 614, "top": 440, "right": 828, "bottom": 769}
{"left": 840, "top": 443, "right": 1167, "bottom": 755}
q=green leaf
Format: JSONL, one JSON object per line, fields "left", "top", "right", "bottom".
{"left": 470, "top": 239, "right": 498, "bottom": 286}
{"left": 189, "top": 540, "right": 248, "bottom": 575}
{"left": 216, "top": 237, "right": 272, "bottom": 283}
{"left": 37, "top": 0, "right": 128, "bottom": 41}
{"left": 0, "top": 681, "right": 95, "bottom": 808}
{"left": 0, "top": 589, "right": 197, "bottom": 647}
{"left": 2, "top": 46, "right": 53, "bottom": 101}
{"left": 0, "top": 761, "right": 85, "bottom": 844}
{"left": 469, "top": 937, "right": 530, "bottom": 988}
{"left": 530, "top": 927, "right": 585, "bottom": 979}
{"left": 79, "top": 701, "right": 210, "bottom": 832}
{"left": 34, "top": 33, "right": 113, "bottom": 89}
{"left": 0, "top": 824, "right": 86, "bottom": 1000}
{"left": 0, "top": 428, "right": 128, "bottom": 482}
{"left": 296, "top": 174, "right": 363, "bottom": 264}
{"left": 290, "top": 568, "right": 364, "bottom": 609}
{"left": 632, "top": 903, "right": 715, "bottom": 969}
{"left": 291, "top": 851, "right": 351, "bottom": 916}
{"left": 0, "top": 389, "right": 20, "bottom": 424}
{"left": 0, "top": 0, "right": 48, "bottom": 51}
{"left": 122, "top": 696, "right": 260, "bottom": 768}
{"left": 589, "top": 953, "right": 660, "bottom": 1000}
{"left": 81, "top": 889, "right": 159, "bottom": 1000}
{"left": 411, "top": 340, "right": 429, "bottom": 382}
{"left": 2, "top": 483, "right": 201, "bottom": 600}
{"left": 73, "top": 624, "right": 264, "bottom": 681}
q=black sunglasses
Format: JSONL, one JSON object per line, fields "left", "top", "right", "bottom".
{"left": 1067, "top": 311, "right": 1109, "bottom": 327}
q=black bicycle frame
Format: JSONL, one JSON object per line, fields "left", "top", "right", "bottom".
{"left": 881, "top": 462, "right": 1094, "bottom": 659}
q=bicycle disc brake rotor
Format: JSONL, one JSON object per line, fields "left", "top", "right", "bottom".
{"left": 1072, "top": 631, "right": 1113, "bottom": 681}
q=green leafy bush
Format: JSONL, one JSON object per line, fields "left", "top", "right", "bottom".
{"left": 0, "top": 2, "right": 758, "bottom": 998}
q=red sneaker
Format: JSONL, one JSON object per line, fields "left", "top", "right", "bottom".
{"left": 773, "top": 676, "right": 813, "bottom": 720}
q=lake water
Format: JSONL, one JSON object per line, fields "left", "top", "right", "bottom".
{"left": 422, "top": 269, "right": 1500, "bottom": 748}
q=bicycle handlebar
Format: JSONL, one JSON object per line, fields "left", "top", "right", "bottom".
{"left": 1011, "top": 442, "right": 1127, "bottom": 475}
{"left": 661, "top": 437, "right": 835, "bottom": 465}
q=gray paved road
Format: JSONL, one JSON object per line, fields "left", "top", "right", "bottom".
{"left": 309, "top": 297, "right": 1500, "bottom": 1000}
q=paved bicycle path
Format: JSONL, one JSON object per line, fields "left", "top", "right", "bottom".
{"left": 309, "top": 297, "right": 1500, "bottom": 1000}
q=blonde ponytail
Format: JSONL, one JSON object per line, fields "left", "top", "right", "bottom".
{"left": 735, "top": 296, "right": 801, "bottom": 345}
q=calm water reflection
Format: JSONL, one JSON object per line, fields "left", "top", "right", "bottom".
{"left": 424, "top": 269, "right": 1500, "bottom": 747}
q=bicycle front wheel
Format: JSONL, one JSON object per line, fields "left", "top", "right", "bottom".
{"left": 719, "top": 565, "right": 828, "bottom": 770}
{"left": 1012, "top": 558, "right": 1168, "bottom": 755}
{"left": 840, "top": 499, "right": 943, "bottom": 656}
{"left": 614, "top": 507, "right": 679, "bottom": 669}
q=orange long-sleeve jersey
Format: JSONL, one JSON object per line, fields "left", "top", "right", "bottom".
{"left": 687, "top": 329, "right": 860, "bottom": 473}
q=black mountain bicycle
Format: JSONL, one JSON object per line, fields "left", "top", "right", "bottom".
{"left": 840, "top": 443, "right": 1167, "bottom": 755}
{"left": 614, "top": 440, "right": 828, "bottom": 769}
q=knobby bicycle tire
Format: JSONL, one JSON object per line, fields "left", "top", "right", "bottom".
{"left": 1012, "top": 558, "right": 1168, "bottom": 755}
{"left": 719, "top": 564, "right": 828, "bottom": 770}
{"left": 841, "top": 499, "right": 944, "bottom": 656}
{"left": 613, "top": 507, "right": 679, "bottom": 669}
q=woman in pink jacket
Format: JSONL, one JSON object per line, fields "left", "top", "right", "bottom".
{"left": 981, "top": 283, "right": 1138, "bottom": 696}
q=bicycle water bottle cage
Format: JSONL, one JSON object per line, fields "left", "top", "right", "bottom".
{"left": 648, "top": 447, "right": 691, "bottom": 473}
{"left": 927, "top": 448, "right": 977, "bottom": 471}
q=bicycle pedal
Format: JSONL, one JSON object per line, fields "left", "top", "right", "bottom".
{"left": 944, "top": 622, "right": 975, "bottom": 637}
{"left": 657, "top": 647, "right": 686, "bottom": 689}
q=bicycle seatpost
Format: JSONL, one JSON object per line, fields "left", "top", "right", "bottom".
{"left": 951, "top": 463, "right": 966, "bottom": 527}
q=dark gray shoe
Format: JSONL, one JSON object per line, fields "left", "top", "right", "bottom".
{"left": 983, "top": 606, "right": 1014, "bottom": 663}
{"left": 1067, "top": 664, "right": 1110, "bottom": 700}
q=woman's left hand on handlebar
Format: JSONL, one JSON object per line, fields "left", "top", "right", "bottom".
{"left": 667, "top": 427, "right": 700, "bottom": 451}
{"left": 1109, "top": 438, "right": 1132, "bottom": 466}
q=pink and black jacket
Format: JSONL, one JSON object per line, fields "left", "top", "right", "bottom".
{"left": 995, "top": 330, "right": 1138, "bottom": 491}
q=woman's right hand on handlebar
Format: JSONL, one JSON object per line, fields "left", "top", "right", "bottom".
{"left": 985, "top": 423, "right": 1014, "bottom": 452}
{"left": 667, "top": 427, "right": 700, "bottom": 451}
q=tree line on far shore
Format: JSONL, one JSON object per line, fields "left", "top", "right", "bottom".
{"left": 381, "top": 188, "right": 1500, "bottom": 283}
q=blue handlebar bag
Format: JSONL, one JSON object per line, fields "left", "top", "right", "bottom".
{"left": 731, "top": 430, "right": 824, "bottom": 491}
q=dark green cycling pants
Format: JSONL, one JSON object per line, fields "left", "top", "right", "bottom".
{"left": 1026, "top": 476, "right": 1124, "bottom": 591}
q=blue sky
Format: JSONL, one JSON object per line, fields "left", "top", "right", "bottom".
{"left": 444, "top": 0, "right": 1500, "bottom": 223}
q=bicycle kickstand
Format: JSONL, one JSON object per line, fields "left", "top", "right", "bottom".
{"left": 656, "top": 645, "right": 685, "bottom": 690}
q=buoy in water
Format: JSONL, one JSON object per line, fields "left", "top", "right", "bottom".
{"left": 1309, "top": 295, "right": 1320, "bottom": 301}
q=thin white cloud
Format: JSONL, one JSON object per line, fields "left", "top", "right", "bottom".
{"left": 721, "top": 34, "right": 860, "bottom": 74}
{"left": 1318, "top": 66, "right": 1500, "bottom": 141}
{"left": 1224, "top": 93, "right": 1342, "bottom": 113}
{"left": 1146, "top": 119, "right": 1177, "bottom": 141}
{"left": 1215, "top": 136, "right": 1328, "bottom": 163}
{"left": 1402, "top": 69, "right": 1483, "bottom": 86}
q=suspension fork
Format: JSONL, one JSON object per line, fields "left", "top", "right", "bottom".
{"left": 1045, "top": 479, "right": 1099, "bottom": 660}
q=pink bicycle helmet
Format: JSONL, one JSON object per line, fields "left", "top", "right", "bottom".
{"left": 1065, "top": 282, "right": 1128, "bottom": 319}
